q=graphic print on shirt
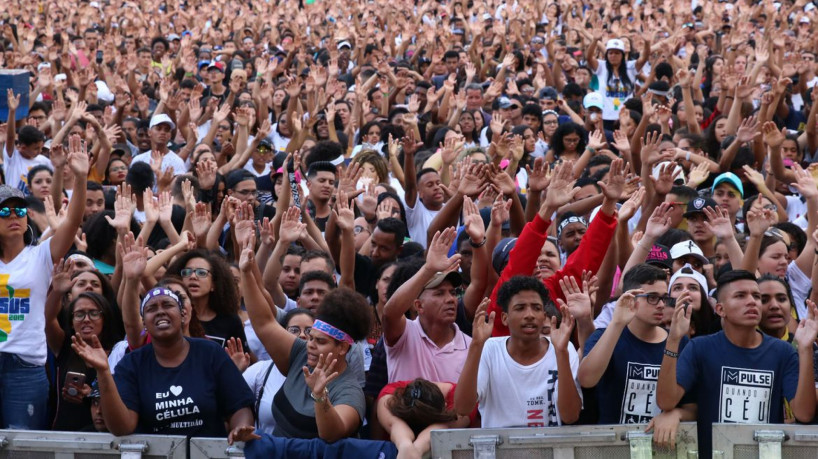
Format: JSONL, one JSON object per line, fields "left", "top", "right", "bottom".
{"left": 620, "top": 362, "right": 660, "bottom": 423}
{"left": 0, "top": 274, "right": 31, "bottom": 342}
{"left": 719, "top": 366, "right": 774, "bottom": 423}
{"left": 153, "top": 384, "right": 203, "bottom": 431}
{"left": 526, "top": 369, "right": 560, "bottom": 426}
{"left": 605, "top": 79, "right": 629, "bottom": 113}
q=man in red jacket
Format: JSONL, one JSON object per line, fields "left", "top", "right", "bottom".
{"left": 487, "top": 159, "right": 625, "bottom": 338}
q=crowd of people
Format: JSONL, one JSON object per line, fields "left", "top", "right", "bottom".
{"left": 2, "top": 0, "right": 818, "bottom": 457}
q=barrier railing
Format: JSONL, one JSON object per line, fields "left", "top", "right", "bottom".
{"left": 712, "top": 423, "right": 818, "bottom": 459}
{"left": 430, "top": 423, "right": 699, "bottom": 459}
{"left": 0, "top": 430, "right": 188, "bottom": 458}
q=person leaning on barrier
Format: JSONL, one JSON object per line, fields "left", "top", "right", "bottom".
{"left": 71, "top": 286, "right": 256, "bottom": 442}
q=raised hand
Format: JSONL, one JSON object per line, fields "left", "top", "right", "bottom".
{"left": 587, "top": 129, "right": 606, "bottom": 151}
{"left": 279, "top": 206, "right": 307, "bottom": 245}
{"left": 791, "top": 164, "right": 818, "bottom": 199}
{"left": 702, "top": 206, "right": 735, "bottom": 240}
{"left": 158, "top": 191, "right": 173, "bottom": 223}
{"left": 337, "top": 162, "right": 364, "bottom": 199}
{"left": 550, "top": 305, "right": 575, "bottom": 351}
{"left": 644, "top": 202, "right": 674, "bottom": 240}
{"left": 686, "top": 161, "right": 711, "bottom": 188}
{"left": 619, "top": 187, "right": 646, "bottom": 222}
{"left": 66, "top": 135, "right": 90, "bottom": 177}
{"left": 462, "top": 198, "right": 486, "bottom": 243}
{"left": 71, "top": 335, "right": 110, "bottom": 372}
{"left": 795, "top": 300, "right": 818, "bottom": 351}
{"left": 426, "top": 227, "right": 462, "bottom": 273}
{"left": 52, "top": 258, "right": 76, "bottom": 295}
{"left": 302, "top": 352, "right": 340, "bottom": 396}
{"left": 226, "top": 337, "right": 251, "bottom": 372}
{"left": 191, "top": 202, "right": 212, "bottom": 239}
{"left": 762, "top": 121, "right": 786, "bottom": 149}
{"left": 119, "top": 232, "right": 148, "bottom": 280}
{"left": 612, "top": 130, "right": 631, "bottom": 153}
{"left": 6, "top": 89, "right": 20, "bottom": 111}
{"left": 526, "top": 157, "right": 552, "bottom": 193}
{"left": 745, "top": 207, "right": 776, "bottom": 236}
{"left": 612, "top": 289, "right": 642, "bottom": 327}
{"left": 557, "top": 276, "right": 592, "bottom": 322}
{"left": 640, "top": 131, "right": 663, "bottom": 165}
{"left": 233, "top": 202, "right": 257, "bottom": 248}
{"left": 668, "top": 290, "right": 693, "bottom": 341}
{"left": 598, "top": 158, "right": 628, "bottom": 200}
{"left": 333, "top": 190, "right": 355, "bottom": 232}
{"left": 490, "top": 193, "right": 512, "bottom": 228}
{"left": 105, "top": 186, "right": 136, "bottom": 231}
{"left": 651, "top": 162, "right": 681, "bottom": 196}
{"left": 471, "top": 298, "right": 495, "bottom": 344}
{"left": 541, "top": 161, "right": 579, "bottom": 215}
{"left": 735, "top": 116, "right": 760, "bottom": 144}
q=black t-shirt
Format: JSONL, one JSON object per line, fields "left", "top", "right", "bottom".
{"left": 200, "top": 313, "right": 247, "bottom": 349}
{"left": 351, "top": 253, "right": 378, "bottom": 302}
{"left": 51, "top": 336, "right": 97, "bottom": 431}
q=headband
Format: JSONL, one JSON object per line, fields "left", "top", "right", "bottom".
{"left": 557, "top": 216, "right": 587, "bottom": 238}
{"left": 140, "top": 288, "right": 181, "bottom": 316}
{"left": 312, "top": 320, "right": 354, "bottom": 345}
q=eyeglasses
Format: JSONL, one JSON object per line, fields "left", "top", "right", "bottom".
{"left": 109, "top": 166, "right": 128, "bottom": 173}
{"left": 544, "top": 120, "right": 558, "bottom": 125}
{"left": 287, "top": 326, "right": 312, "bottom": 336}
{"left": 73, "top": 310, "right": 102, "bottom": 321}
{"left": 0, "top": 207, "right": 28, "bottom": 218}
{"left": 635, "top": 293, "right": 673, "bottom": 305}
{"left": 235, "top": 189, "right": 258, "bottom": 197}
{"left": 563, "top": 137, "right": 581, "bottom": 144}
{"left": 180, "top": 268, "right": 211, "bottom": 278}
{"left": 354, "top": 225, "right": 370, "bottom": 235}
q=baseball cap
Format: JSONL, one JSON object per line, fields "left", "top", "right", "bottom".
{"left": 482, "top": 13, "right": 493, "bottom": 21}
{"left": 337, "top": 41, "right": 352, "bottom": 50}
{"left": 149, "top": 114, "right": 176, "bottom": 130}
{"left": 492, "top": 237, "right": 517, "bottom": 275}
{"left": 0, "top": 185, "right": 27, "bottom": 208}
{"left": 424, "top": 271, "right": 462, "bottom": 290}
{"left": 257, "top": 138, "right": 273, "bottom": 151}
{"left": 87, "top": 381, "right": 101, "bottom": 399}
{"left": 583, "top": 92, "right": 604, "bottom": 110}
{"left": 606, "top": 39, "right": 626, "bottom": 52}
{"left": 497, "top": 96, "right": 514, "bottom": 109}
{"left": 167, "top": 33, "right": 181, "bottom": 41}
{"left": 668, "top": 264, "right": 709, "bottom": 294}
{"left": 683, "top": 196, "right": 718, "bottom": 218}
{"left": 669, "top": 241, "right": 709, "bottom": 265}
{"left": 207, "top": 61, "right": 225, "bottom": 72}
{"left": 538, "top": 87, "right": 559, "bottom": 100}
{"left": 711, "top": 172, "right": 744, "bottom": 198}
{"left": 652, "top": 161, "right": 686, "bottom": 185}
{"left": 646, "top": 244, "right": 673, "bottom": 269}
{"left": 799, "top": 16, "right": 811, "bottom": 24}
{"left": 198, "top": 60, "right": 210, "bottom": 69}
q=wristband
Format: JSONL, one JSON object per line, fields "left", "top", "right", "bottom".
{"left": 184, "top": 72, "right": 194, "bottom": 77}
{"left": 663, "top": 348, "right": 679, "bottom": 359}
{"left": 587, "top": 147, "right": 596, "bottom": 154}
{"left": 470, "top": 236, "right": 487, "bottom": 248}
{"left": 686, "top": 152, "right": 691, "bottom": 161}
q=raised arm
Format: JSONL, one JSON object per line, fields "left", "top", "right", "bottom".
{"left": 5, "top": 89, "right": 19, "bottom": 157}
{"left": 401, "top": 131, "right": 423, "bottom": 209}
{"left": 239, "top": 235, "right": 295, "bottom": 376}
{"left": 50, "top": 135, "right": 89, "bottom": 263}
{"left": 118, "top": 233, "right": 149, "bottom": 350}
{"left": 577, "top": 291, "right": 638, "bottom": 387}
{"left": 455, "top": 298, "right": 493, "bottom": 416}
{"left": 262, "top": 206, "right": 303, "bottom": 308}
{"left": 382, "top": 228, "right": 461, "bottom": 346}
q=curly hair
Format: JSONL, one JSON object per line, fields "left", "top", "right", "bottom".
{"left": 316, "top": 288, "right": 372, "bottom": 342}
{"left": 166, "top": 250, "right": 240, "bottom": 315}
{"left": 496, "top": 276, "right": 550, "bottom": 313}
{"left": 387, "top": 379, "right": 458, "bottom": 435}
{"left": 351, "top": 149, "right": 389, "bottom": 184}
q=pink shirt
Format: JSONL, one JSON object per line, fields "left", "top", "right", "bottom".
{"left": 385, "top": 318, "right": 471, "bottom": 383}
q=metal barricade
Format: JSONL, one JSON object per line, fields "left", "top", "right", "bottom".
{"left": 0, "top": 430, "right": 186, "bottom": 459}
{"left": 712, "top": 423, "right": 818, "bottom": 459}
{"left": 430, "top": 423, "right": 698, "bottom": 459}
{"left": 188, "top": 438, "right": 244, "bottom": 459}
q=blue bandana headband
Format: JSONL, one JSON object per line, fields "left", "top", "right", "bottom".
{"left": 140, "top": 288, "right": 181, "bottom": 316}
{"left": 557, "top": 216, "right": 587, "bottom": 238}
{"left": 312, "top": 320, "right": 354, "bottom": 344}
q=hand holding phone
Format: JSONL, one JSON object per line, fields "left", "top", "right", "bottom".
{"left": 64, "top": 371, "right": 86, "bottom": 397}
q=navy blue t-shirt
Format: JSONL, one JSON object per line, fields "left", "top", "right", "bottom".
{"left": 676, "top": 331, "right": 799, "bottom": 459}
{"left": 114, "top": 338, "right": 254, "bottom": 437}
{"left": 584, "top": 327, "right": 688, "bottom": 424}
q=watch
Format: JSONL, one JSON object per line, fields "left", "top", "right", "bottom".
{"left": 310, "top": 387, "right": 329, "bottom": 404}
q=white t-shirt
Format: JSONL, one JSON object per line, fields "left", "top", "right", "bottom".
{"left": 593, "top": 60, "right": 639, "bottom": 121}
{"left": 130, "top": 150, "right": 188, "bottom": 177}
{"left": 243, "top": 360, "right": 287, "bottom": 435}
{"left": 787, "top": 261, "right": 810, "bottom": 320}
{"left": 477, "top": 336, "right": 581, "bottom": 428}
{"left": 405, "top": 199, "right": 439, "bottom": 248}
{"left": 0, "top": 242, "right": 54, "bottom": 365}
{"left": 244, "top": 159, "right": 271, "bottom": 177}
{"left": 3, "top": 148, "right": 52, "bottom": 192}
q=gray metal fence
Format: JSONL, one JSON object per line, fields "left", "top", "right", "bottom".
{"left": 712, "top": 423, "right": 818, "bottom": 459}
{"left": 0, "top": 431, "right": 187, "bottom": 459}
{"left": 430, "top": 423, "right": 699, "bottom": 459}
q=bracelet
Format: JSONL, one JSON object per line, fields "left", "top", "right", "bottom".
{"left": 663, "top": 348, "right": 679, "bottom": 359}
{"left": 686, "top": 152, "right": 691, "bottom": 161}
{"left": 310, "top": 387, "right": 329, "bottom": 404}
{"left": 470, "top": 236, "right": 487, "bottom": 248}
{"left": 587, "top": 147, "right": 596, "bottom": 154}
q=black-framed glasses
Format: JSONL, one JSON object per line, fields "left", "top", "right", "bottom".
{"left": 235, "top": 189, "right": 258, "bottom": 197}
{"left": 635, "top": 293, "right": 673, "bottom": 306}
{"left": 180, "top": 268, "right": 211, "bottom": 278}
{"left": 0, "top": 207, "right": 28, "bottom": 218}
{"left": 287, "top": 326, "right": 312, "bottom": 336}
{"left": 72, "top": 310, "right": 102, "bottom": 321}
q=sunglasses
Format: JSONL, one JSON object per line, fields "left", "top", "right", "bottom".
{"left": 0, "top": 207, "right": 28, "bottom": 218}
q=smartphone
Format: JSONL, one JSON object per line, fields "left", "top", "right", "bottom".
{"left": 65, "top": 371, "right": 86, "bottom": 397}
{"left": 95, "top": 50, "right": 103, "bottom": 64}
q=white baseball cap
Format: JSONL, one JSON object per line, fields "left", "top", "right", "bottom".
{"left": 606, "top": 39, "right": 625, "bottom": 53}
{"left": 668, "top": 263, "right": 709, "bottom": 294}
{"left": 669, "top": 241, "right": 709, "bottom": 265}
{"left": 149, "top": 113, "right": 176, "bottom": 130}
{"left": 651, "top": 161, "right": 686, "bottom": 186}
{"left": 583, "top": 92, "right": 604, "bottom": 110}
